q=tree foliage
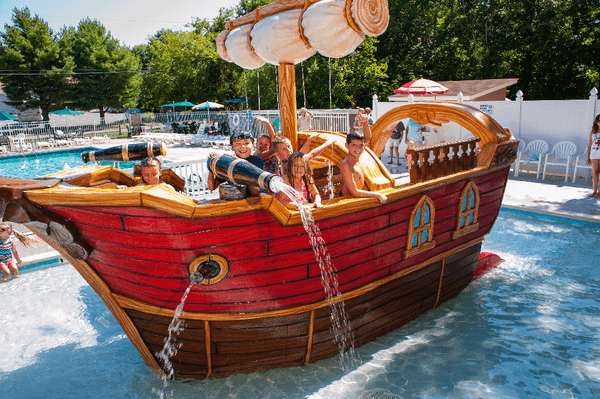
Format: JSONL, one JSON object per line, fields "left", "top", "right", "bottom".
{"left": 61, "top": 18, "right": 142, "bottom": 117}
{"left": 0, "top": 7, "right": 74, "bottom": 120}
{"left": 1, "top": 0, "right": 598, "bottom": 117}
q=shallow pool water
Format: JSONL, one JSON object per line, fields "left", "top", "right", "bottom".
{"left": 0, "top": 148, "right": 134, "bottom": 179}
{"left": 1, "top": 212, "right": 599, "bottom": 398}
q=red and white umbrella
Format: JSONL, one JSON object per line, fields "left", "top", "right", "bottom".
{"left": 394, "top": 78, "right": 449, "bottom": 95}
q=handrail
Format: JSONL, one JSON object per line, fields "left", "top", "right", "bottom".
{"left": 406, "top": 137, "right": 480, "bottom": 184}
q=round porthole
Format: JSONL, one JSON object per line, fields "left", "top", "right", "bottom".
{"left": 188, "top": 254, "right": 228, "bottom": 285}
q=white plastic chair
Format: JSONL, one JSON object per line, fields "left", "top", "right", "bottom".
{"left": 542, "top": 141, "right": 577, "bottom": 182}
{"left": 572, "top": 148, "right": 593, "bottom": 183}
{"left": 514, "top": 140, "right": 549, "bottom": 179}
{"left": 511, "top": 140, "right": 526, "bottom": 173}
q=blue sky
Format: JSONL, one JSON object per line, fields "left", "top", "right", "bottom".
{"left": 0, "top": 0, "right": 240, "bottom": 47}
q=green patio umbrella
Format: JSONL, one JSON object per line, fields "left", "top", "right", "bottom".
{"left": 0, "top": 111, "right": 18, "bottom": 121}
{"left": 159, "top": 101, "right": 196, "bottom": 111}
{"left": 50, "top": 108, "right": 83, "bottom": 115}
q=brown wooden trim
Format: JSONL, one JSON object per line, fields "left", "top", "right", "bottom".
{"left": 404, "top": 195, "right": 436, "bottom": 259}
{"left": 114, "top": 236, "right": 485, "bottom": 321}
{"left": 453, "top": 180, "right": 481, "bottom": 239}
{"left": 304, "top": 310, "right": 315, "bottom": 365}
{"left": 204, "top": 320, "right": 212, "bottom": 379}
{"left": 25, "top": 164, "right": 510, "bottom": 228}
{"left": 435, "top": 259, "right": 446, "bottom": 307}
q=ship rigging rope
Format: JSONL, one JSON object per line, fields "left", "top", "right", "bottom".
{"left": 301, "top": 61, "right": 307, "bottom": 109}
{"left": 243, "top": 70, "right": 249, "bottom": 111}
{"left": 257, "top": 69, "right": 261, "bottom": 111}
{"left": 328, "top": 57, "right": 332, "bottom": 110}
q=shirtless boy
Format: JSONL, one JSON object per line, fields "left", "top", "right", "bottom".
{"left": 341, "top": 130, "right": 387, "bottom": 204}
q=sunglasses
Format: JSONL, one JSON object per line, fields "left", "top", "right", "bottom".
{"left": 0, "top": 227, "right": 11, "bottom": 232}
{"left": 230, "top": 130, "right": 254, "bottom": 144}
{"left": 232, "top": 130, "right": 252, "bottom": 139}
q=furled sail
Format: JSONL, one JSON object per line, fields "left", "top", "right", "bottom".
{"left": 217, "top": 0, "right": 389, "bottom": 68}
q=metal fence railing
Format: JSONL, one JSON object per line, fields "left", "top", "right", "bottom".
{"left": 0, "top": 109, "right": 353, "bottom": 153}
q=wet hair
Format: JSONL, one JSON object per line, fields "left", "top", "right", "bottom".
{"left": 272, "top": 136, "right": 291, "bottom": 151}
{"left": 230, "top": 130, "right": 255, "bottom": 145}
{"left": 257, "top": 132, "right": 272, "bottom": 142}
{"left": 0, "top": 222, "right": 38, "bottom": 247}
{"left": 346, "top": 130, "right": 366, "bottom": 144}
{"left": 287, "top": 152, "right": 315, "bottom": 197}
{"left": 140, "top": 157, "right": 162, "bottom": 184}
{"left": 593, "top": 114, "right": 600, "bottom": 134}
{"left": 141, "top": 157, "right": 162, "bottom": 169}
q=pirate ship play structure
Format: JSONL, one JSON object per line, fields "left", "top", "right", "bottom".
{"left": 0, "top": 0, "right": 517, "bottom": 379}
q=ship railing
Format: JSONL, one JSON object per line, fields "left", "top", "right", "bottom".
{"left": 122, "top": 157, "right": 210, "bottom": 198}
{"left": 406, "top": 137, "right": 481, "bottom": 184}
{"left": 166, "top": 158, "right": 210, "bottom": 197}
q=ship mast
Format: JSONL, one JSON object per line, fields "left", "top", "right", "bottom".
{"left": 278, "top": 64, "right": 299, "bottom": 150}
{"left": 215, "top": 0, "right": 390, "bottom": 151}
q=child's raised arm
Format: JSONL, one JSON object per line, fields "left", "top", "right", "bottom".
{"left": 304, "top": 136, "right": 336, "bottom": 161}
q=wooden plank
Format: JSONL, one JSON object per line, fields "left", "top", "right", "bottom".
{"left": 89, "top": 255, "right": 310, "bottom": 291}
{"left": 268, "top": 214, "right": 390, "bottom": 255}
{"left": 83, "top": 235, "right": 268, "bottom": 262}
{"left": 46, "top": 206, "right": 124, "bottom": 229}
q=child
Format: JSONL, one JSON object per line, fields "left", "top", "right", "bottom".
{"left": 208, "top": 130, "right": 264, "bottom": 196}
{"left": 139, "top": 157, "right": 174, "bottom": 190}
{"left": 340, "top": 131, "right": 387, "bottom": 204}
{"left": 277, "top": 151, "right": 323, "bottom": 208}
{"left": 405, "top": 140, "right": 415, "bottom": 168}
{"left": 0, "top": 222, "right": 37, "bottom": 282}
{"left": 254, "top": 115, "right": 281, "bottom": 175}
{"left": 272, "top": 134, "right": 335, "bottom": 176}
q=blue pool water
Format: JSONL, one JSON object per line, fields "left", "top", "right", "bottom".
{"left": 1, "top": 211, "right": 600, "bottom": 398}
{"left": 0, "top": 148, "right": 134, "bottom": 179}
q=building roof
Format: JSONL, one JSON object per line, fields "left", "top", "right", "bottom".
{"left": 388, "top": 78, "right": 519, "bottom": 101}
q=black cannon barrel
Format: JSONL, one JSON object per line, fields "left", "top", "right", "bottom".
{"left": 81, "top": 143, "right": 166, "bottom": 163}
{"left": 207, "top": 154, "right": 284, "bottom": 194}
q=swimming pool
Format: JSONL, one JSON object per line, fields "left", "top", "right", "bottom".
{"left": 0, "top": 148, "right": 135, "bottom": 179}
{"left": 1, "top": 211, "right": 599, "bottom": 398}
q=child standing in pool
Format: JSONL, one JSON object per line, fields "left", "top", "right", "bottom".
{"left": 277, "top": 152, "right": 322, "bottom": 208}
{"left": 0, "top": 222, "right": 37, "bottom": 282}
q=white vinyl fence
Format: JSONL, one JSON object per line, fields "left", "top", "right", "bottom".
{"left": 373, "top": 88, "right": 599, "bottom": 156}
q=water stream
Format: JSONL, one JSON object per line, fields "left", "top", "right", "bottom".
{"left": 325, "top": 160, "right": 335, "bottom": 199}
{"left": 273, "top": 181, "right": 356, "bottom": 369}
{"left": 153, "top": 279, "right": 197, "bottom": 397}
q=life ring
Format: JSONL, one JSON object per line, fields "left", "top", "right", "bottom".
{"left": 230, "top": 113, "right": 241, "bottom": 129}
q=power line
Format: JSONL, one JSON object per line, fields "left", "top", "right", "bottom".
{"left": 0, "top": 69, "right": 147, "bottom": 76}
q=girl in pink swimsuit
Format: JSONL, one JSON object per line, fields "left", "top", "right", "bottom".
{"left": 277, "top": 152, "right": 323, "bottom": 208}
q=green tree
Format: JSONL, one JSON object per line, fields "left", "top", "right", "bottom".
{"left": 60, "top": 18, "right": 142, "bottom": 117}
{"left": 0, "top": 7, "right": 73, "bottom": 121}
{"left": 140, "top": 29, "right": 224, "bottom": 111}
